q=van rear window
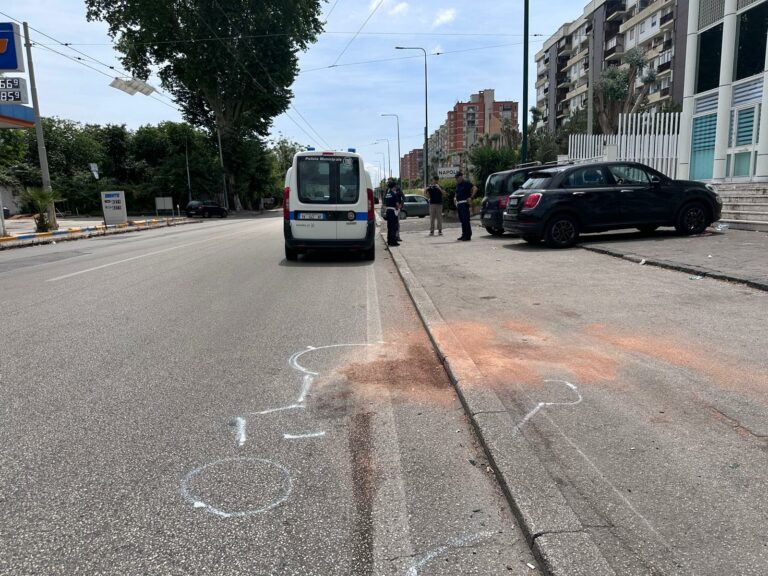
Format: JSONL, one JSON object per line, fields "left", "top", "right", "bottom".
{"left": 297, "top": 156, "right": 360, "bottom": 204}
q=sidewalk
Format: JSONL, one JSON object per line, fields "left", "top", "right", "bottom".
{"left": 382, "top": 221, "right": 767, "bottom": 575}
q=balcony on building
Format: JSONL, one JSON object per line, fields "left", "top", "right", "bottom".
{"left": 556, "top": 73, "right": 570, "bottom": 88}
{"left": 659, "top": 10, "right": 674, "bottom": 30}
{"left": 657, "top": 59, "right": 672, "bottom": 75}
{"left": 606, "top": 1, "right": 627, "bottom": 22}
{"left": 660, "top": 86, "right": 670, "bottom": 98}
{"left": 557, "top": 37, "right": 573, "bottom": 56}
{"left": 604, "top": 35, "right": 625, "bottom": 60}
{"left": 662, "top": 38, "right": 672, "bottom": 52}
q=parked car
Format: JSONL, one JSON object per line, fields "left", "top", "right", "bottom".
{"left": 481, "top": 164, "right": 560, "bottom": 235}
{"left": 502, "top": 161, "right": 722, "bottom": 248}
{"left": 380, "top": 194, "right": 429, "bottom": 219}
{"left": 185, "top": 200, "right": 228, "bottom": 218}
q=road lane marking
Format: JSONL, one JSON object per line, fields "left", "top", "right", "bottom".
{"left": 46, "top": 226, "right": 267, "bottom": 282}
{"left": 283, "top": 432, "right": 326, "bottom": 440}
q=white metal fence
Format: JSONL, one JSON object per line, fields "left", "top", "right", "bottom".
{"left": 568, "top": 113, "right": 681, "bottom": 178}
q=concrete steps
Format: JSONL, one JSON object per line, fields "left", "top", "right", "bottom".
{"left": 711, "top": 184, "right": 768, "bottom": 232}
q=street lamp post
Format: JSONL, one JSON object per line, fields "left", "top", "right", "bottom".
{"left": 373, "top": 139, "right": 391, "bottom": 178}
{"left": 395, "top": 46, "right": 428, "bottom": 188}
{"left": 376, "top": 152, "right": 387, "bottom": 181}
{"left": 381, "top": 113, "right": 401, "bottom": 181}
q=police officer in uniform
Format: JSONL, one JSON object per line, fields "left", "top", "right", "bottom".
{"left": 454, "top": 171, "right": 477, "bottom": 241}
{"left": 384, "top": 179, "right": 401, "bottom": 246}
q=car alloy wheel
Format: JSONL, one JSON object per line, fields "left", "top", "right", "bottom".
{"left": 676, "top": 203, "right": 708, "bottom": 235}
{"left": 545, "top": 215, "right": 579, "bottom": 248}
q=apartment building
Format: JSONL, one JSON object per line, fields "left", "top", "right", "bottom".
{"left": 400, "top": 148, "right": 424, "bottom": 184}
{"left": 678, "top": 0, "right": 768, "bottom": 181}
{"left": 535, "top": 0, "right": 688, "bottom": 132}
{"left": 423, "top": 89, "right": 517, "bottom": 173}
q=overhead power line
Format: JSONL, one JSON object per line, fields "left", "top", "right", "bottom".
{"left": 331, "top": 0, "right": 384, "bottom": 67}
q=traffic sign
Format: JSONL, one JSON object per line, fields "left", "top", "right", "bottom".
{"left": 0, "top": 23, "right": 24, "bottom": 73}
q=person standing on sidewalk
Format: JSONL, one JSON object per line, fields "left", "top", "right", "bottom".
{"left": 426, "top": 176, "right": 444, "bottom": 236}
{"left": 454, "top": 171, "right": 477, "bottom": 241}
{"left": 384, "top": 179, "right": 401, "bottom": 246}
{"left": 393, "top": 178, "right": 405, "bottom": 243}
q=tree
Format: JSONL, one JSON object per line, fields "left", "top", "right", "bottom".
{"left": 468, "top": 145, "right": 518, "bottom": 194}
{"left": 594, "top": 47, "right": 656, "bottom": 134}
{"left": 21, "top": 187, "right": 61, "bottom": 232}
{"left": 85, "top": 0, "right": 324, "bottom": 209}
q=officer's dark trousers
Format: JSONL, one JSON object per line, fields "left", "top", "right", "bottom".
{"left": 386, "top": 209, "right": 398, "bottom": 244}
{"left": 458, "top": 202, "right": 471, "bottom": 239}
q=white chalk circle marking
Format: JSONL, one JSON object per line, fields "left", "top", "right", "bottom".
{"left": 180, "top": 457, "right": 293, "bottom": 518}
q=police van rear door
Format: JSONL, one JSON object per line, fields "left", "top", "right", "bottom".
{"left": 292, "top": 154, "right": 340, "bottom": 240}
{"left": 335, "top": 155, "right": 366, "bottom": 241}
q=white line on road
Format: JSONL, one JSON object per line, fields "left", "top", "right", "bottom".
{"left": 252, "top": 404, "right": 304, "bottom": 416}
{"left": 234, "top": 417, "right": 247, "bottom": 446}
{"left": 46, "top": 226, "right": 266, "bottom": 282}
{"left": 405, "top": 531, "right": 494, "bottom": 575}
{"left": 283, "top": 432, "right": 326, "bottom": 440}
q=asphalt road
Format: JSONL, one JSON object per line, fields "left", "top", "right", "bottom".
{"left": 393, "top": 217, "right": 768, "bottom": 576}
{"left": 0, "top": 215, "right": 537, "bottom": 575}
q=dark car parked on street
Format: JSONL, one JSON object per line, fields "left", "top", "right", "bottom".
{"left": 502, "top": 161, "right": 722, "bottom": 248}
{"left": 481, "top": 164, "right": 561, "bottom": 235}
{"left": 185, "top": 200, "right": 228, "bottom": 218}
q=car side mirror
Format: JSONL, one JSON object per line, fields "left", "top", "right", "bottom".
{"left": 650, "top": 176, "right": 661, "bottom": 187}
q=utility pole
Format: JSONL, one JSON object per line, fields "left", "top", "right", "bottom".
{"left": 23, "top": 22, "right": 57, "bottom": 230}
{"left": 521, "top": 0, "right": 530, "bottom": 163}
{"left": 587, "top": 17, "right": 594, "bottom": 136}
{"left": 185, "top": 132, "right": 192, "bottom": 204}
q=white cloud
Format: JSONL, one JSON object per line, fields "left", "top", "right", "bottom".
{"left": 389, "top": 2, "right": 410, "bottom": 16}
{"left": 432, "top": 8, "right": 457, "bottom": 28}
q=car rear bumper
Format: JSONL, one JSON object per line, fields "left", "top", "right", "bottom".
{"left": 481, "top": 209, "right": 504, "bottom": 230}
{"left": 502, "top": 213, "right": 544, "bottom": 236}
{"left": 284, "top": 220, "right": 376, "bottom": 251}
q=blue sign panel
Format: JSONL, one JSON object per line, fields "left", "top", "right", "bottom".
{"left": 0, "top": 23, "right": 24, "bottom": 73}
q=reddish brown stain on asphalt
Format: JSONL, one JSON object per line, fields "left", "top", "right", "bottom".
{"left": 503, "top": 320, "right": 545, "bottom": 339}
{"left": 432, "top": 321, "right": 620, "bottom": 387}
{"left": 585, "top": 325, "right": 768, "bottom": 396}
{"left": 335, "top": 333, "right": 453, "bottom": 406}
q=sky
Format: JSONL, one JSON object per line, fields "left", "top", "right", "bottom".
{"left": 1, "top": 0, "right": 582, "bottom": 181}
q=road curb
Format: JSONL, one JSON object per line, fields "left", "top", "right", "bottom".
{"left": 380, "top": 231, "right": 615, "bottom": 576}
{"left": 580, "top": 245, "right": 768, "bottom": 292}
{"left": 0, "top": 217, "right": 200, "bottom": 250}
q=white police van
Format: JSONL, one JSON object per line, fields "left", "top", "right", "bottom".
{"left": 283, "top": 149, "right": 375, "bottom": 261}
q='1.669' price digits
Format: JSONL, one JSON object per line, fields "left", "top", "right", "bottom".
{"left": 0, "top": 78, "right": 21, "bottom": 90}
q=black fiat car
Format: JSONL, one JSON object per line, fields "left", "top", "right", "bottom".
{"left": 185, "top": 200, "right": 228, "bottom": 218}
{"left": 481, "top": 164, "right": 558, "bottom": 236}
{"left": 502, "top": 162, "right": 722, "bottom": 248}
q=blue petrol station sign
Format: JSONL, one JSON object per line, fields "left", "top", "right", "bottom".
{"left": 0, "top": 23, "right": 24, "bottom": 72}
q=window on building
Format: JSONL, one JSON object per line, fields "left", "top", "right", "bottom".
{"left": 696, "top": 23, "right": 723, "bottom": 93}
{"left": 691, "top": 114, "right": 717, "bottom": 179}
{"left": 639, "top": 20, "right": 646, "bottom": 34}
{"left": 735, "top": 1, "right": 768, "bottom": 80}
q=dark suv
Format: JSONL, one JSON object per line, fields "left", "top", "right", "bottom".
{"left": 502, "top": 161, "right": 722, "bottom": 248}
{"left": 185, "top": 200, "right": 228, "bottom": 218}
{"left": 481, "top": 164, "right": 559, "bottom": 235}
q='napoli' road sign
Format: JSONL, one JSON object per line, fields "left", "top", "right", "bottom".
{"left": 0, "top": 23, "right": 24, "bottom": 73}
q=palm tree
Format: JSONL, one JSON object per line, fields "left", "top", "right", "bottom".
{"left": 21, "top": 187, "right": 60, "bottom": 232}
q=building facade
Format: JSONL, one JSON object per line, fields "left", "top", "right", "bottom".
{"left": 678, "top": 0, "right": 768, "bottom": 181}
{"left": 400, "top": 148, "right": 424, "bottom": 184}
{"left": 535, "top": 0, "right": 688, "bottom": 132}
{"left": 425, "top": 89, "right": 518, "bottom": 174}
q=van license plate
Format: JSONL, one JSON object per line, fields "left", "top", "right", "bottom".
{"left": 299, "top": 213, "right": 325, "bottom": 220}
{"left": 508, "top": 198, "right": 519, "bottom": 206}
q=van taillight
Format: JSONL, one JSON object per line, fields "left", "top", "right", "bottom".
{"left": 523, "top": 193, "right": 542, "bottom": 209}
{"left": 367, "top": 188, "right": 374, "bottom": 220}
{"left": 283, "top": 186, "right": 290, "bottom": 220}
{"left": 499, "top": 195, "right": 509, "bottom": 209}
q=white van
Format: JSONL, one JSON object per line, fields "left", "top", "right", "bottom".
{"left": 283, "top": 150, "right": 375, "bottom": 261}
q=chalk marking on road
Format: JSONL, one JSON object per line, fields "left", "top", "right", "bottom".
{"left": 232, "top": 417, "right": 247, "bottom": 447}
{"left": 46, "top": 226, "right": 263, "bottom": 282}
{"left": 180, "top": 457, "right": 293, "bottom": 518}
{"left": 512, "top": 379, "right": 582, "bottom": 435}
{"left": 252, "top": 404, "right": 304, "bottom": 416}
{"left": 297, "top": 374, "right": 314, "bottom": 403}
{"left": 283, "top": 431, "right": 326, "bottom": 440}
{"left": 404, "top": 531, "right": 494, "bottom": 576}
